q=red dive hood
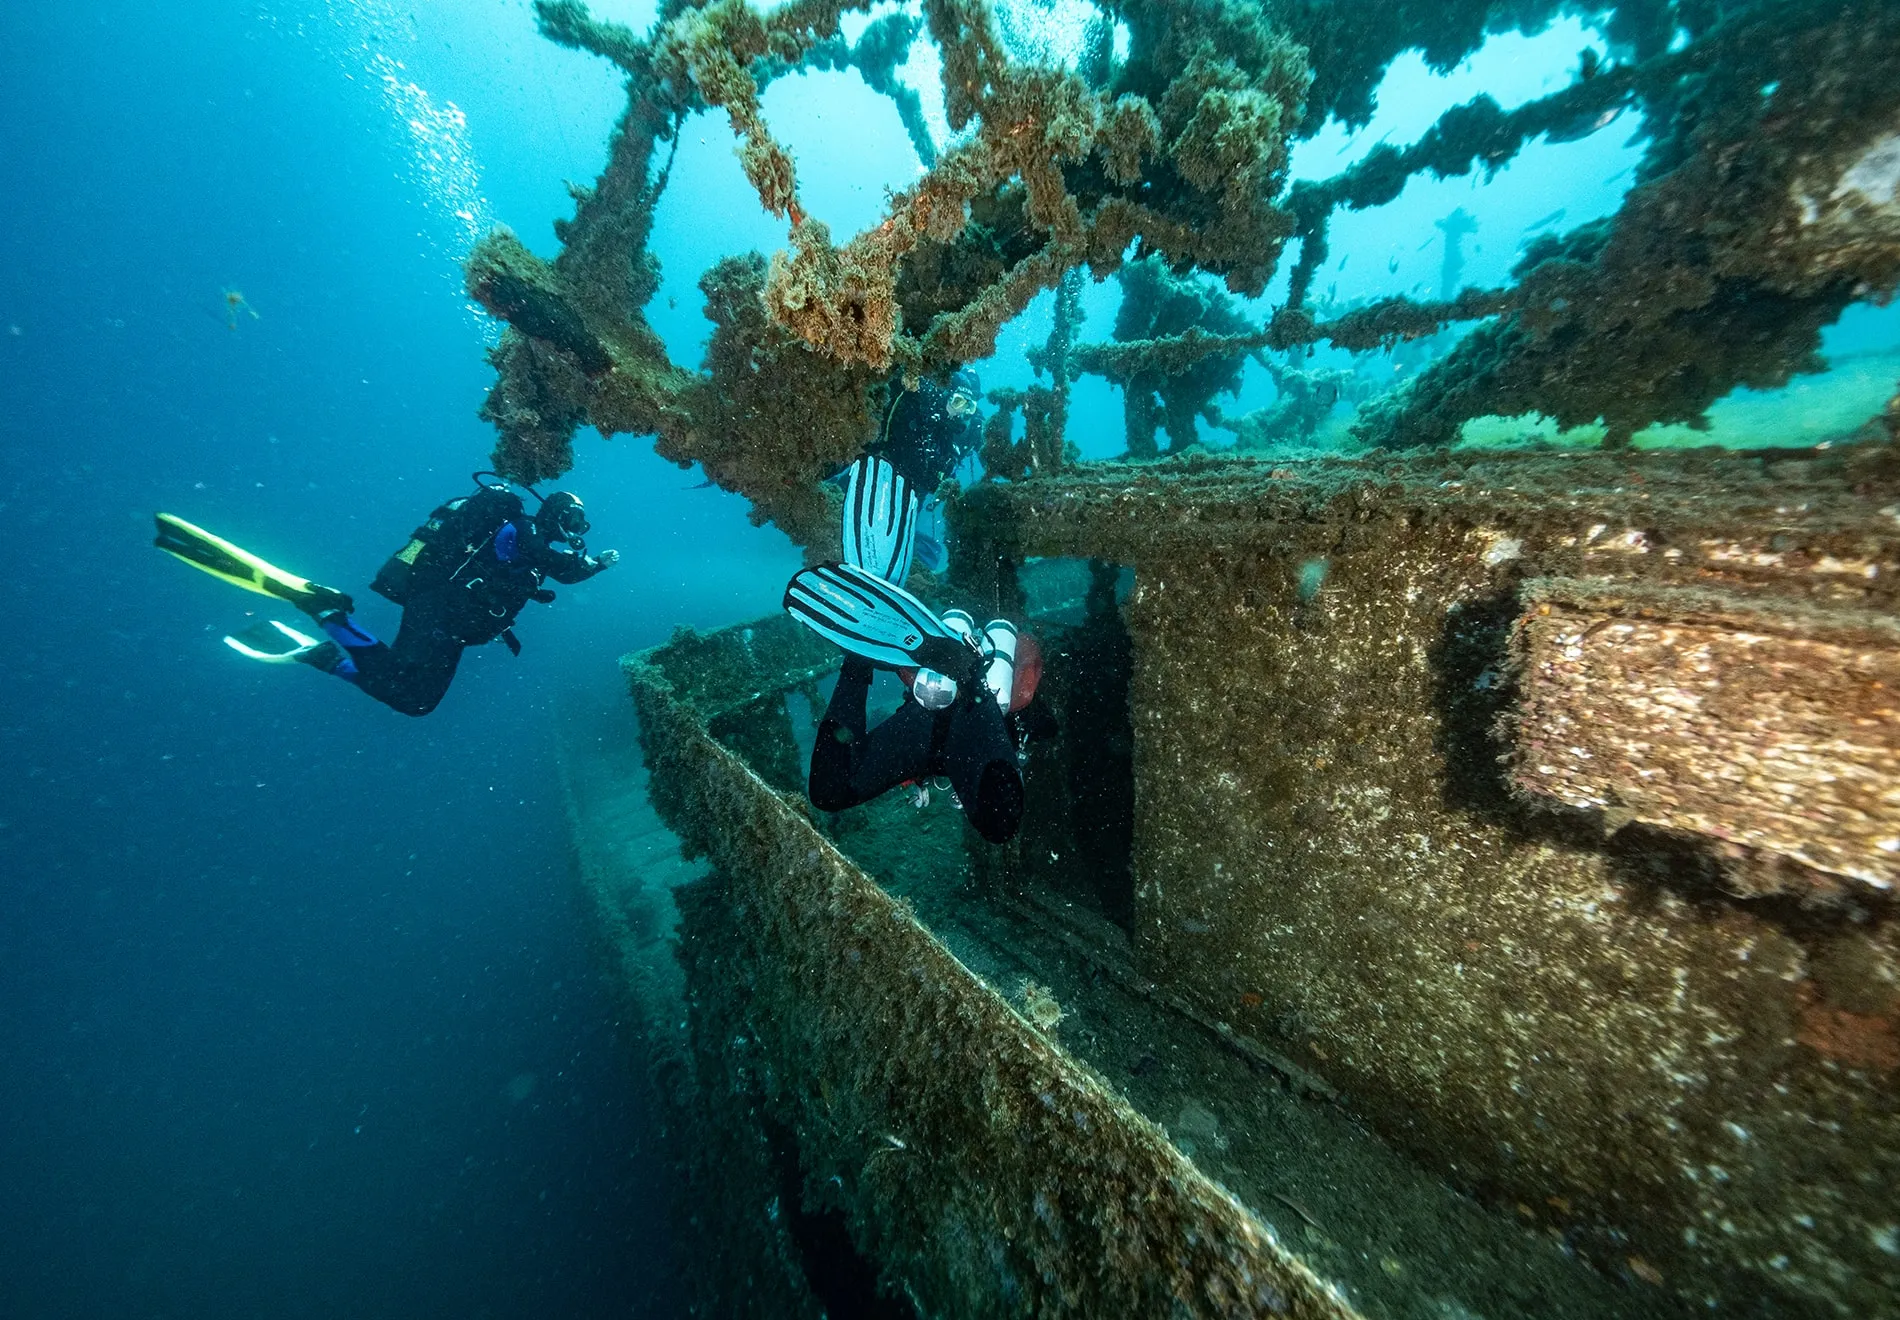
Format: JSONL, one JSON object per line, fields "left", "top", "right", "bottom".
{"left": 1010, "top": 632, "right": 1042, "bottom": 712}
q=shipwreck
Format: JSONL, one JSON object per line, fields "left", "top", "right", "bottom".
{"left": 483, "top": 0, "right": 1900, "bottom": 1313}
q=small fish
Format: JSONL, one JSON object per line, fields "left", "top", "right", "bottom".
{"left": 1545, "top": 104, "right": 1623, "bottom": 144}
{"left": 1387, "top": 255, "right": 1399, "bottom": 273}
{"left": 1525, "top": 206, "right": 1566, "bottom": 232}
{"left": 222, "top": 288, "right": 258, "bottom": 331}
{"left": 1271, "top": 1191, "right": 1322, "bottom": 1231}
{"left": 684, "top": 477, "right": 716, "bottom": 490}
{"left": 1336, "top": 253, "right": 1349, "bottom": 270}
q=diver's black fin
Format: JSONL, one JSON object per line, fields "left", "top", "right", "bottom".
{"left": 784, "top": 562, "right": 963, "bottom": 669}
{"left": 155, "top": 513, "right": 353, "bottom": 616}
{"left": 841, "top": 456, "right": 917, "bottom": 584}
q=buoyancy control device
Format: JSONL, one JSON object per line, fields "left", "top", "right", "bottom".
{"left": 369, "top": 475, "right": 555, "bottom": 652}
{"left": 370, "top": 478, "right": 523, "bottom": 607}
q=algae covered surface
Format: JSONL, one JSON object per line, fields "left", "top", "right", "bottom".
{"left": 581, "top": 441, "right": 1900, "bottom": 1316}
{"left": 953, "top": 447, "right": 1900, "bottom": 1317}
{"left": 496, "top": 0, "right": 1900, "bottom": 1313}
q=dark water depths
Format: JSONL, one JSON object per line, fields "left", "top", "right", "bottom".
{"left": 0, "top": 3, "right": 793, "bottom": 1314}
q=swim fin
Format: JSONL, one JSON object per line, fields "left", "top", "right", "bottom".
{"left": 223, "top": 619, "right": 351, "bottom": 673}
{"left": 784, "top": 562, "right": 972, "bottom": 671}
{"left": 155, "top": 513, "right": 353, "bottom": 617}
{"left": 841, "top": 456, "right": 917, "bottom": 584}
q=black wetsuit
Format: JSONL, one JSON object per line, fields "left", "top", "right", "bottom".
{"left": 809, "top": 656, "right": 1027, "bottom": 844}
{"left": 336, "top": 508, "right": 607, "bottom": 716}
{"left": 869, "top": 379, "right": 982, "bottom": 491}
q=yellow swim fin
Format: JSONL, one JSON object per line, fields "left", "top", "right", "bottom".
{"left": 154, "top": 513, "right": 353, "bottom": 617}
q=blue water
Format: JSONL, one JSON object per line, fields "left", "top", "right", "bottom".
{"left": 6, "top": 3, "right": 1899, "bottom": 1316}
{"left": 0, "top": 3, "right": 795, "bottom": 1315}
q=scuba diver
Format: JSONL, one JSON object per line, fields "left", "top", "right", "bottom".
{"left": 845, "top": 367, "right": 984, "bottom": 576}
{"left": 154, "top": 475, "right": 617, "bottom": 716}
{"left": 793, "top": 581, "right": 1046, "bottom": 844}
{"left": 871, "top": 366, "right": 983, "bottom": 491}
{"left": 785, "top": 380, "right": 1049, "bottom": 844}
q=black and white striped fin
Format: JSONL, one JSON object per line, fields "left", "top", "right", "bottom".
{"left": 842, "top": 456, "right": 918, "bottom": 584}
{"left": 784, "top": 562, "right": 954, "bottom": 668}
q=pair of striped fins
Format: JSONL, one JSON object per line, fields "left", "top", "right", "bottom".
{"left": 784, "top": 456, "right": 964, "bottom": 670}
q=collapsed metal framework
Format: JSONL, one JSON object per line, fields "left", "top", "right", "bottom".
{"left": 469, "top": 0, "right": 1900, "bottom": 549}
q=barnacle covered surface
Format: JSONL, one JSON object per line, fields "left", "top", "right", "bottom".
{"left": 949, "top": 444, "right": 1900, "bottom": 1318}
{"left": 618, "top": 618, "right": 1365, "bottom": 1319}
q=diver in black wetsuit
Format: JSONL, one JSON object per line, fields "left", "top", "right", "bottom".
{"left": 869, "top": 367, "right": 984, "bottom": 492}
{"left": 841, "top": 368, "right": 984, "bottom": 576}
{"left": 310, "top": 482, "right": 617, "bottom": 715}
{"left": 806, "top": 624, "right": 1047, "bottom": 845}
{"left": 783, "top": 362, "right": 1049, "bottom": 844}
{"left": 178, "top": 476, "right": 618, "bottom": 716}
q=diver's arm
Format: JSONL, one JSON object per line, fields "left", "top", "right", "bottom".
{"left": 534, "top": 541, "right": 616, "bottom": 584}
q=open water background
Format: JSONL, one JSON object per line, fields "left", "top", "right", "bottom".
{"left": 3, "top": 2, "right": 1897, "bottom": 1317}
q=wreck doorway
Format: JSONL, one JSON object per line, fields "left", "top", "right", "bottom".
{"left": 996, "top": 557, "right": 1139, "bottom": 932}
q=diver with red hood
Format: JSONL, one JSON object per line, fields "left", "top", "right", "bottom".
{"left": 785, "top": 370, "right": 1051, "bottom": 844}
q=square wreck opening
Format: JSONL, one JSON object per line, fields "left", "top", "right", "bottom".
{"left": 999, "top": 557, "right": 1139, "bottom": 932}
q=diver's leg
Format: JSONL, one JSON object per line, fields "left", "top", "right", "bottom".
{"left": 809, "top": 659, "right": 935, "bottom": 811}
{"left": 846, "top": 701, "right": 937, "bottom": 802}
{"left": 941, "top": 691, "right": 1024, "bottom": 844}
{"left": 810, "top": 658, "right": 875, "bottom": 811}
{"left": 323, "top": 593, "right": 464, "bottom": 717}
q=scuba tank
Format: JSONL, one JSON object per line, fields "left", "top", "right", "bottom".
{"left": 371, "top": 474, "right": 525, "bottom": 606}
